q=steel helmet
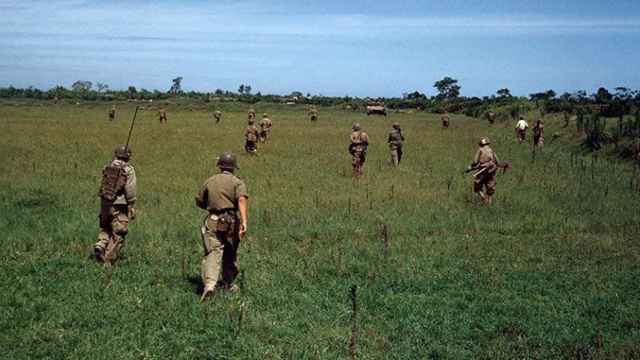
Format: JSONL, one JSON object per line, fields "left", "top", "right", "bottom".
{"left": 114, "top": 145, "right": 132, "bottom": 160}
{"left": 479, "top": 137, "right": 491, "bottom": 146}
{"left": 217, "top": 151, "right": 239, "bottom": 170}
{"left": 392, "top": 122, "right": 400, "bottom": 129}
{"left": 352, "top": 123, "right": 361, "bottom": 131}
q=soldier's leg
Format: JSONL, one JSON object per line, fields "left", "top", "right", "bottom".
{"left": 391, "top": 149, "right": 399, "bottom": 166}
{"left": 104, "top": 210, "right": 129, "bottom": 264}
{"left": 473, "top": 176, "right": 487, "bottom": 202}
{"left": 352, "top": 154, "right": 359, "bottom": 177}
{"left": 397, "top": 147, "right": 403, "bottom": 164}
{"left": 486, "top": 173, "right": 497, "bottom": 204}
{"left": 94, "top": 206, "right": 113, "bottom": 261}
{"left": 220, "top": 235, "right": 240, "bottom": 289}
{"left": 200, "top": 218, "right": 224, "bottom": 297}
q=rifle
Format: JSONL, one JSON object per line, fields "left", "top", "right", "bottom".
{"left": 464, "top": 161, "right": 511, "bottom": 176}
{"left": 125, "top": 106, "right": 139, "bottom": 151}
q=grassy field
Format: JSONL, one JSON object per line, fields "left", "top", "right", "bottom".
{"left": 1, "top": 101, "right": 639, "bottom": 359}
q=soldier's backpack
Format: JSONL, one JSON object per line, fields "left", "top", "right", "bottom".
{"left": 99, "top": 163, "right": 127, "bottom": 201}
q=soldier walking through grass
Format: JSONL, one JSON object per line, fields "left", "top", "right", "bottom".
{"left": 349, "top": 123, "right": 369, "bottom": 178}
{"left": 244, "top": 118, "right": 259, "bottom": 154}
{"left": 159, "top": 108, "right": 168, "bottom": 124}
{"left": 309, "top": 106, "right": 318, "bottom": 121}
{"left": 195, "top": 152, "right": 249, "bottom": 302}
{"left": 469, "top": 137, "right": 499, "bottom": 205}
{"left": 533, "top": 119, "right": 544, "bottom": 149}
{"left": 94, "top": 145, "right": 137, "bottom": 265}
{"left": 259, "top": 113, "right": 273, "bottom": 142}
{"left": 487, "top": 111, "right": 496, "bottom": 125}
{"left": 441, "top": 114, "right": 450, "bottom": 128}
{"left": 108, "top": 105, "right": 116, "bottom": 121}
{"left": 388, "top": 122, "right": 404, "bottom": 167}
{"left": 214, "top": 110, "right": 222, "bottom": 124}
{"left": 515, "top": 116, "right": 528, "bottom": 143}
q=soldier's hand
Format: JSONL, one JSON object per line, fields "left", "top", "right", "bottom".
{"left": 239, "top": 223, "right": 247, "bottom": 238}
{"left": 128, "top": 207, "right": 136, "bottom": 220}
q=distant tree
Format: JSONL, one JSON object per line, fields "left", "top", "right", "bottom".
{"left": 545, "top": 89, "right": 556, "bottom": 99}
{"left": 169, "top": 77, "right": 183, "bottom": 95}
{"left": 290, "top": 91, "right": 303, "bottom": 98}
{"left": 244, "top": 85, "right": 252, "bottom": 95}
{"left": 214, "top": 89, "right": 224, "bottom": 96}
{"left": 406, "top": 91, "right": 427, "bottom": 100}
{"left": 71, "top": 80, "right": 92, "bottom": 92}
{"left": 594, "top": 87, "right": 612, "bottom": 103}
{"left": 96, "top": 82, "right": 109, "bottom": 93}
{"left": 614, "top": 87, "right": 631, "bottom": 100}
{"left": 127, "top": 86, "right": 137, "bottom": 99}
{"left": 433, "top": 76, "right": 460, "bottom": 99}
{"left": 238, "top": 84, "right": 245, "bottom": 94}
{"left": 496, "top": 88, "right": 512, "bottom": 98}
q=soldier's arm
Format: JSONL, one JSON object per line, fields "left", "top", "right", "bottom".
{"left": 238, "top": 196, "right": 248, "bottom": 238}
{"left": 195, "top": 183, "right": 208, "bottom": 209}
{"left": 125, "top": 166, "right": 137, "bottom": 204}
{"left": 473, "top": 149, "right": 481, "bottom": 164}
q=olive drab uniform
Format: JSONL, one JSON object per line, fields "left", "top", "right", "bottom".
{"left": 472, "top": 145, "right": 499, "bottom": 203}
{"left": 108, "top": 106, "right": 116, "bottom": 121}
{"left": 244, "top": 123, "right": 259, "bottom": 154}
{"left": 159, "top": 108, "right": 168, "bottom": 124}
{"left": 533, "top": 120, "right": 544, "bottom": 148}
{"left": 349, "top": 129, "right": 369, "bottom": 177}
{"left": 94, "top": 158, "right": 137, "bottom": 264}
{"left": 259, "top": 115, "right": 273, "bottom": 142}
{"left": 388, "top": 126, "right": 405, "bottom": 167}
{"left": 195, "top": 172, "right": 248, "bottom": 292}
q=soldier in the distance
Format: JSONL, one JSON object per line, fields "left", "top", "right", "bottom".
{"left": 487, "top": 111, "right": 496, "bottom": 125}
{"left": 349, "top": 123, "right": 369, "bottom": 178}
{"left": 94, "top": 145, "right": 137, "bottom": 265}
{"left": 259, "top": 113, "right": 273, "bottom": 142}
{"left": 108, "top": 105, "right": 116, "bottom": 121}
{"left": 515, "top": 116, "right": 528, "bottom": 143}
{"left": 533, "top": 119, "right": 544, "bottom": 149}
{"left": 159, "top": 108, "right": 168, "bottom": 124}
{"left": 309, "top": 106, "right": 318, "bottom": 121}
{"left": 195, "top": 152, "right": 249, "bottom": 301}
{"left": 214, "top": 110, "right": 222, "bottom": 124}
{"left": 244, "top": 118, "right": 259, "bottom": 154}
{"left": 388, "top": 122, "right": 405, "bottom": 166}
{"left": 441, "top": 114, "right": 450, "bottom": 128}
{"left": 469, "top": 137, "right": 499, "bottom": 205}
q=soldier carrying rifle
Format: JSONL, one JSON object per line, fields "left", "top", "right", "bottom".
{"left": 466, "top": 137, "right": 509, "bottom": 205}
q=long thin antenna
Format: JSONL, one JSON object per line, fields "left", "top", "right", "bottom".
{"left": 125, "top": 106, "right": 139, "bottom": 149}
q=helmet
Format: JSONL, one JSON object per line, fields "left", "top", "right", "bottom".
{"left": 392, "top": 122, "right": 400, "bottom": 129}
{"left": 479, "top": 137, "right": 491, "bottom": 146}
{"left": 352, "top": 123, "right": 361, "bottom": 131}
{"left": 263, "top": 113, "right": 268, "bottom": 117}
{"left": 114, "top": 145, "right": 132, "bottom": 160}
{"left": 217, "top": 151, "right": 239, "bottom": 170}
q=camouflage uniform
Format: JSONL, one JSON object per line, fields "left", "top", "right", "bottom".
{"left": 94, "top": 146, "right": 137, "bottom": 264}
{"left": 441, "top": 115, "right": 450, "bottom": 128}
{"left": 108, "top": 106, "right": 116, "bottom": 121}
{"left": 471, "top": 138, "right": 499, "bottom": 205}
{"left": 244, "top": 120, "right": 259, "bottom": 154}
{"left": 259, "top": 114, "right": 273, "bottom": 142}
{"left": 349, "top": 124, "right": 369, "bottom": 178}
{"left": 388, "top": 123, "right": 405, "bottom": 167}
{"left": 533, "top": 120, "right": 544, "bottom": 148}
{"left": 159, "top": 109, "right": 168, "bottom": 124}
{"left": 214, "top": 111, "right": 222, "bottom": 124}
{"left": 195, "top": 153, "right": 248, "bottom": 300}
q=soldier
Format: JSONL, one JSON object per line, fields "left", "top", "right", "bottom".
{"left": 195, "top": 152, "right": 249, "bottom": 301}
{"left": 487, "top": 111, "right": 496, "bottom": 125}
{"left": 259, "top": 113, "right": 273, "bottom": 142}
{"left": 469, "top": 137, "right": 499, "bottom": 205}
{"left": 94, "top": 145, "right": 137, "bottom": 265}
{"left": 309, "top": 106, "right": 318, "bottom": 121}
{"left": 247, "top": 108, "right": 256, "bottom": 121}
{"left": 108, "top": 105, "right": 116, "bottom": 121}
{"left": 349, "top": 123, "right": 369, "bottom": 178}
{"left": 244, "top": 118, "right": 259, "bottom": 154}
{"left": 388, "top": 122, "right": 405, "bottom": 167}
{"left": 159, "top": 108, "right": 168, "bottom": 124}
{"left": 441, "top": 114, "right": 450, "bottom": 128}
{"left": 515, "top": 116, "right": 528, "bottom": 143}
{"left": 214, "top": 110, "right": 222, "bottom": 124}
{"left": 533, "top": 119, "right": 544, "bottom": 148}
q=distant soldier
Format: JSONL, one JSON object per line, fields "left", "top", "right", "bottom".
{"left": 213, "top": 110, "right": 222, "bottom": 124}
{"left": 94, "top": 145, "right": 137, "bottom": 265}
{"left": 441, "top": 114, "right": 450, "bottom": 128}
{"left": 247, "top": 108, "right": 256, "bottom": 121}
{"left": 349, "top": 123, "right": 369, "bottom": 178}
{"left": 244, "top": 119, "right": 259, "bottom": 154}
{"left": 159, "top": 108, "right": 168, "bottom": 124}
{"left": 259, "top": 113, "right": 273, "bottom": 142}
{"left": 533, "top": 119, "right": 544, "bottom": 148}
{"left": 195, "top": 152, "right": 249, "bottom": 301}
{"left": 468, "top": 137, "right": 499, "bottom": 205}
{"left": 515, "top": 116, "right": 528, "bottom": 143}
{"left": 487, "top": 111, "right": 496, "bottom": 125}
{"left": 309, "top": 106, "right": 318, "bottom": 121}
{"left": 108, "top": 105, "right": 116, "bottom": 121}
{"left": 388, "top": 122, "right": 405, "bottom": 167}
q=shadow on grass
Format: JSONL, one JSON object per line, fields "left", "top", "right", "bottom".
{"left": 186, "top": 275, "right": 203, "bottom": 295}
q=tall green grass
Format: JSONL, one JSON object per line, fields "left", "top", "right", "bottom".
{"left": 1, "top": 102, "right": 639, "bottom": 359}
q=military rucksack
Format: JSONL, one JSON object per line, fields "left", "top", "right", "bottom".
{"left": 99, "top": 163, "right": 127, "bottom": 201}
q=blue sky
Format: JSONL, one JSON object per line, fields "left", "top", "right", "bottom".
{"left": 1, "top": 0, "right": 639, "bottom": 97}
